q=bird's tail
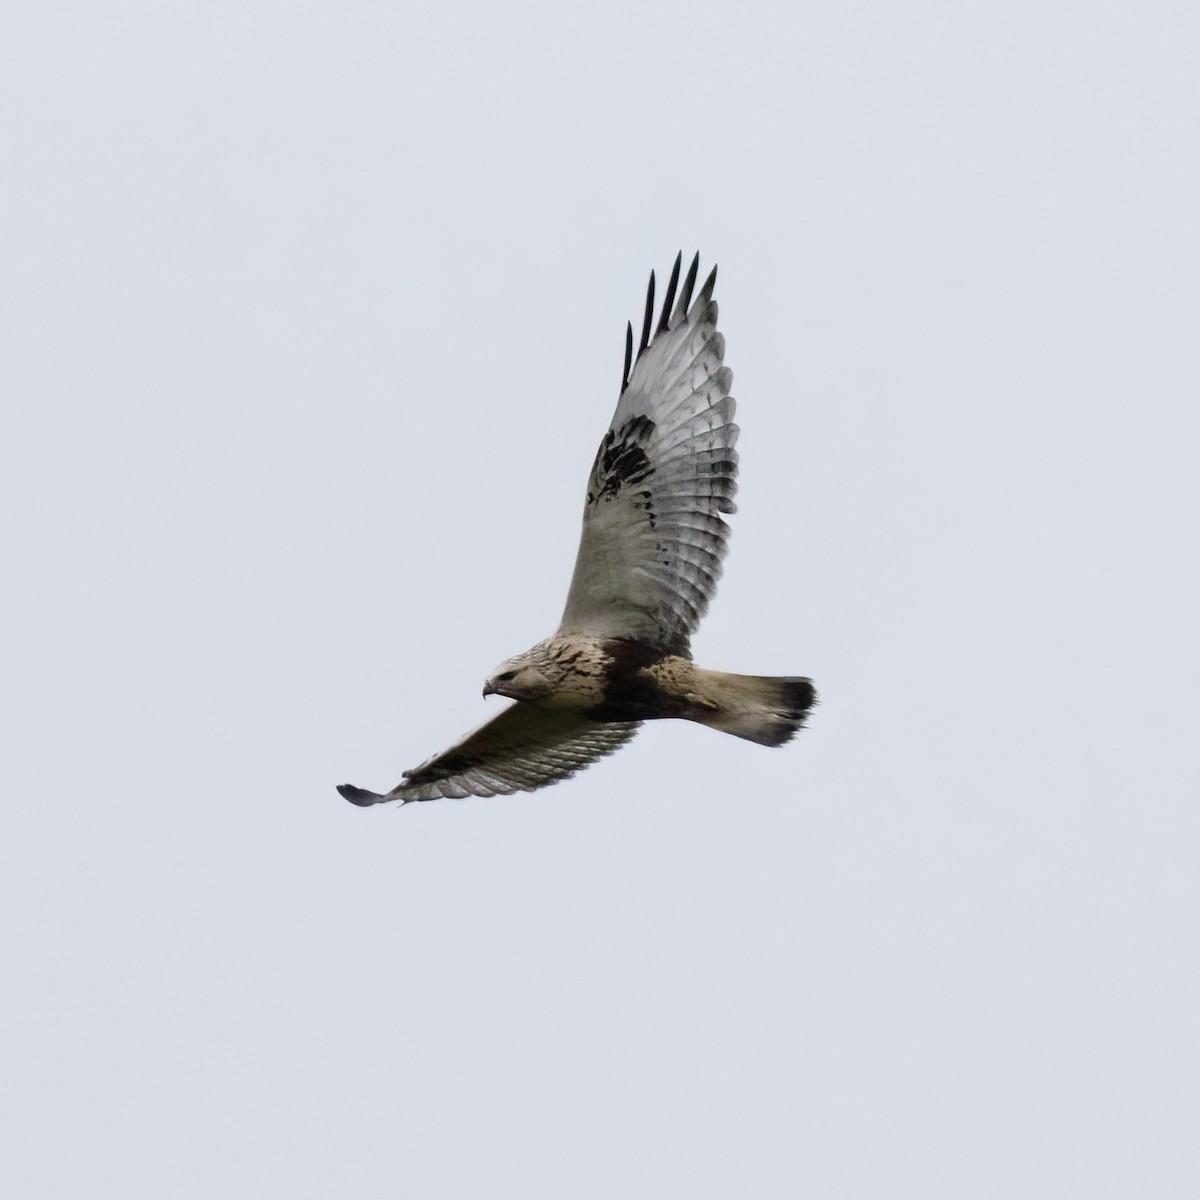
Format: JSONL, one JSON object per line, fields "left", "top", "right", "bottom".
{"left": 689, "top": 670, "right": 817, "bottom": 747}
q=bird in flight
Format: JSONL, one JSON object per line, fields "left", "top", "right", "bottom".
{"left": 339, "top": 253, "right": 815, "bottom": 806}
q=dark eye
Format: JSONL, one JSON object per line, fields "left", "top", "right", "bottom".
{"left": 496, "top": 670, "right": 517, "bottom": 682}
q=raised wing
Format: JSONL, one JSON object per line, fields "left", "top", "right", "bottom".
{"left": 559, "top": 253, "right": 738, "bottom": 654}
{"left": 337, "top": 704, "right": 641, "bottom": 805}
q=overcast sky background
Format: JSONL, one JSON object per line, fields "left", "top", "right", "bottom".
{"left": 3, "top": 2, "right": 1198, "bottom": 1196}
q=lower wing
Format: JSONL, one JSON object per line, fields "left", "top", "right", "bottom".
{"left": 338, "top": 703, "right": 641, "bottom": 805}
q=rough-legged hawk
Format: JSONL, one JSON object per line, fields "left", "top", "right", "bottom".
{"left": 339, "top": 254, "right": 816, "bottom": 806}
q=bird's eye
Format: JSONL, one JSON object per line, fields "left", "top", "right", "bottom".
{"left": 496, "top": 670, "right": 518, "bottom": 682}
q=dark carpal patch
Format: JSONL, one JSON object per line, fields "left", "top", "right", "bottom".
{"left": 586, "top": 414, "right": 656, "bottom": 508}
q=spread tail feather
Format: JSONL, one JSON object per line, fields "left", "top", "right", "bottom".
{"left": 690, "top": 670, "right": 816, "bottom": 747}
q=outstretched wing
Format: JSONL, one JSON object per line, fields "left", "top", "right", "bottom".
{"left": 337, "top": 704, "right": 641, "bottom": 805}
{"left": 559, "top": 253, "right": 738, "bottom": 654}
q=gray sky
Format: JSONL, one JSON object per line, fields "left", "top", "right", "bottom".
{"left": 3, "top": 2, "right": 1198, "bottom": 1196}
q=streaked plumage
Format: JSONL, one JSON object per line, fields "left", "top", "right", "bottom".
{"left": 339, "top": 254, "right": 815, "bottom": 807}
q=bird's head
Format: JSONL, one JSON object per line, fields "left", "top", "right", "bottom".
{"left": 483, "top": 653, "right": 554, "bottom": 702}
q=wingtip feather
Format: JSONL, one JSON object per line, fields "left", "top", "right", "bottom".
{"left": 676, "top": 252, "right": 700, "bottom": 321}
{"left": 338, "top": 783, "right": 388, "bottom": 806}
{"left": 658, "top": 251, "right": 682, "bottom": 334}
{"left": 638, "top": 269, "right": 655, "bottom": 357}
{"left": 696, "top": 263, "right": 718, "bottom": 310}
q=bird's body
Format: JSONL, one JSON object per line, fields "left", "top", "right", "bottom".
{"left": 483, "top": 632, "right": 811, "bottom": 738}
{"left": 339, "top": 254, "right": 816, "bottom": 806}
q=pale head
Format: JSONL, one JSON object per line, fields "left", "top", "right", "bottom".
{"left": 483, "top": 649, "right": 554, "bottom": 702}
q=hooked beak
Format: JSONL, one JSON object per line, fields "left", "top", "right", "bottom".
{"left": 482, "top": 681, "right": 496, "bottom": 698}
